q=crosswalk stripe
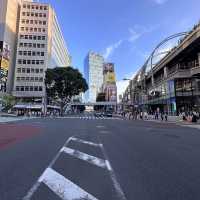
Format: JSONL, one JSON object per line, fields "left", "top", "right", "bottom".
{"left": 39, "top": 168, "right": 99, "bottom": 200}
{"left": 61, "top": 147, "right": 108, "bottom": 170}
{"left": 71, "top": 137, "right": 101, "bottom": 147}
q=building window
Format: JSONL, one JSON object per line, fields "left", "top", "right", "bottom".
{"left": 42, "top": 36, "right": 45, "bottom": 40}
{"left": 32, "top": 51, "right": 36, "bottom": 56}
{"left": 43, "top": 21, "right": 46, "bottom": 25}
{"left": 34, "top": 86, "right": 38, "bottom": 91}
{"left": 30, "top": 86, "right": 33, "bottom": 91}
{"left": 39, "top": 13, "right": 43, "bottom": 17}
{"left": 28, "top": 51, "right": 31, "bottom": 56}
{"left": 21, "top": 27, "right": 24, "bottom": 31}
{"left": 30, "top": 77, "right": 34, "bottom": 81}
{"left": 27, "top": 69, "right": 30, "bottom": 73}
{"left": 40, "top": 69, "right": 43, "bottom": 73}
{"left": 23, "top": 60, "right": 26, "bottom": 64}
{"left": 33, "top": 36, "right": 37, "bottom": 40}
{"left": 16, "top": 77, "right": 20, "bottom": 81}
{"left": 22, "top": 68, "right": 26, "bottom": 73}
{"left": 22, "top": 12, "right": 25, "bottom": 16}
{"left": 21, "top": 86, "right": 25, "bottom": 91}
{"left": 41, "top": 52, "right": 44, "bottom": 56}
{"left": 23, "top": 4, "right": 26, "bottom": 8}
{"left": 36, "top": 69, "right": 39, "bottom": 73}
{"left": 39, "top": 77, "right": 43, "bottom": 82}
{"left": 39, "top": 86, "right": 43, "bottom": 91}
{"left": 35, "top": 77, "right": 39, "bottom": 81}
{"left": 18, "top": 59, "right": 22, "bottom": 64}
{"left": 27, "top": 60, "right": 31, "bottom": 64}
{"left": 22, "top": 19, "right": 25, "bottom": 24}
{"left": 27, "top": 5, "right": 30, "bottom": 9}
{"left": 31, "top": 68, "right": 34, "bottom": 73}
{"left": 17, "top": 68, "right": 21, "bottom": 73}
{"left": 43, "top": 13, "right": 46, "bottom": 17}
{"left": 18, "top": 51, "right": 22, "bottom": 55}
{"left": 16, "top": 86, "right": 20, "bottom": 91}
{"left": 25, "top": 86, "right": 29, "bottom": 91}
{"left": 30, "top": 20, "right": 33, "bottom": 24}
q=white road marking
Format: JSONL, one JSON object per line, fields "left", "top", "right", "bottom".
{"left": 99, "top": 143, "right": 127, "bottom": 200}
{"left": 39, "top": 168, "right": 99, "bottom": 200}
{"left": 23, "top": 137, "right": 74, "bottom": 200}
{"left": 71, "top": 137, "right": 102, "bottom": 147}
{"left": 96, "top": 125, "right": 105, "bottom": 128}
{"left": 62, "top": 147, "right": 108, "bottom": 170}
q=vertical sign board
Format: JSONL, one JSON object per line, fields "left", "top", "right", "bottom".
{"left": 0, "top": 41, "right": 10, "bottom": 92}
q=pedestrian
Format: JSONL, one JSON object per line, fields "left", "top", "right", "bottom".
{"left": 165, "top": 112, "right": 168, "bottom": 121}
{"left": 161, "top": 112, "right": 164, "bottom": 121}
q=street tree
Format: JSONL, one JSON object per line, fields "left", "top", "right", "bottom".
{"left": 45, "top": 67, "right": 88, "bottom": 115}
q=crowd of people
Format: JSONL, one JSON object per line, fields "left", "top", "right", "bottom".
{"left": 121, "top": 109, "right": 200, "bottom": 123}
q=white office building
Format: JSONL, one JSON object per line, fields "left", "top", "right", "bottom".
{"left": 84, "top": 52, "right": 104, "bottom": 103}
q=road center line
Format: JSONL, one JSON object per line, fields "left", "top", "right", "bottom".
{"left": 61, "top": 147, "right": 108, "bottom": 170}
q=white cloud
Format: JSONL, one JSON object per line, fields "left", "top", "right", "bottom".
{"left": 103, "top": 40, "right": 123, "bottom": 59}
{"left": 128, "top": 25, "right": 157, "bottom": 43}
{"left": 153, "top": 0, "right": 168, "bottom": 4}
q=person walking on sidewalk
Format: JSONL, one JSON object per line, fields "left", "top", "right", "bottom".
{"left": 164, "top": 112, "right": 168, "bottom": 121}
{"left": 161, "top": 112, "right": 164, "bottom": 121}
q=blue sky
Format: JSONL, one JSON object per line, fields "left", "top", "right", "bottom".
{"left": 40, "top": 0, "right": 200, "bottom": 81}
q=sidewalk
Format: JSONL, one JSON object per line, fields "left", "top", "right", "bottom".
{"left": 123, "top": 114, "right": 200, "bottom": 130}
{"left": 0, "top": 116, "right": 37, "bottom": 123}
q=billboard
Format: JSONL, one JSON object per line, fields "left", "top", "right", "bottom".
{"left": 0, "top": 41, "right": 10, "bottom": 71}
{"left": 104, "top": 72, "right": 116, "bottom": 84}
{"left": 0, "top": 41, "right": 10, "bottom": 92}
{"left": 103, "top": 63, "right": 114, "bottom": 74}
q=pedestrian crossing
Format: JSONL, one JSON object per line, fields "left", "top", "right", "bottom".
{"left": 60, "top": 116, "right": 123, "bottom": 120}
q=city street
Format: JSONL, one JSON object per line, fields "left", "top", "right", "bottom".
{"left": 1, "top": 117, "right": 200, "bottom": 200}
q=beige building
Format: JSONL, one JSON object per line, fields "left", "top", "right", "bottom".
{"left": 0, "top": 0, "right": 23, "bottom": 94}
{"left": 0, "top": 0, "right": 71, "bottom": 103}
{"left": 12, "top": 1, "right": 71, "bottom": 102}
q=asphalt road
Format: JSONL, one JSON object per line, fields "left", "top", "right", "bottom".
{"left": 1, "top": 116, "right": 200, "bottom": 200}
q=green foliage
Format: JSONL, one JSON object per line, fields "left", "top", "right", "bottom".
{"left": 45, "top": 67, "right": 88, "bottom": 113}
{"left": 1, "top": 95, "right": 16, "bottom": 111}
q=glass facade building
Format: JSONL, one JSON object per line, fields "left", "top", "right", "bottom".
{"left": 84, "top": 52, "right": 104, "bottom": 103}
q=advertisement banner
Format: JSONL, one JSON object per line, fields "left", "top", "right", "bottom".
{"left": 105, "top": 72, "right": 116, "bottom": 84}
{"left": 0, "top": 41, "right": 10, "bottom": 71}
{"left": 103, "top": 63, "right": 114, "bottom": 74}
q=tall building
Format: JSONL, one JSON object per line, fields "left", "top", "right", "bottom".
{"left": 0, "top": 0, "right": 23, "bottom": 94}
{"left": 102, "top": 63, "right": 117, "bottom": 102}
{"left": 12, "top": 1, "right": 71, "bottom": 102}
{"left": 84, "top": 52, "right": 104, "bottom": 103}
